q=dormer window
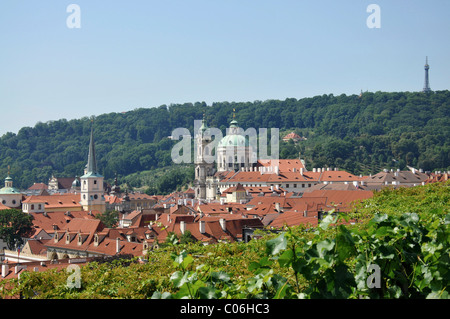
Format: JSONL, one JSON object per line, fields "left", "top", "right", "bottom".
{"left": 66, "top": 233, "right": 71, "bottom": 244}
{"left": 78, "top": 234, "right": 82, "bottom": 246}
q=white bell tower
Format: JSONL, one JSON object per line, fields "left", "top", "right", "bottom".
{"left": 80, "top": 127, "right": 105, "bottom": 213}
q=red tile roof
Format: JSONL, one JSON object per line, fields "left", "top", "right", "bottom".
{"left": 257, "top": 159, "right": 305, "bottom": 172}
{"left": 23, "top": 194, "right": 82, "bottom": 210}
{"left": 270, "top": 213, "right": 318, "bottom": 228}
{"left": 283, "top": 132, "right": 302, "bottom": 140}
{"left": 302, "top": 190, "right": 373, "bottom": 212}
{"left": 30, "top": 211, "right": 97, "bottom": 233}
{"left": 27, "top": 183, "right": 48, "bottom": 190}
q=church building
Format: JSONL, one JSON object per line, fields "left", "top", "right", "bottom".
{"left": 0, "top": 173, "right": 23, "bottom": 209}
{"left": 194, "top": 115, "right": 254, "bottom": 201}
{"left": 79, "top": 127, "right": 106, "bottom": 213}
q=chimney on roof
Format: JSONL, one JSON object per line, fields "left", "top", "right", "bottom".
{"left": 303, "top": 210, "right": 307, "bottom": 217}
{"left": 180, "top": 221, "right": 186, "bottom": 235}
{"left": 1, "top": 264, "right": 9, "bottom": 278}
{"left": 300, "top": 168, "right": 304, "bottom": 176}
{"left": 275, "top": 202, "right": 281, "bottom": 213}
{"left": 275, "top": 166, "right": 279, "bottom": 175}
{"left": 116, "top": 238, "right": 121, "bottom": 254}
{"left": 199, "top": 221, "right": 205, "bottom": 234}
{"left": 219, "top": 218, "right": 226, "bottom": 232}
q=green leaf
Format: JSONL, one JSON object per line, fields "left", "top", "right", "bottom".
{"left": 336, "top": 226, "right": 356, "bottom": 261}
{"left": 151, "top": 291, "right": 173, "bottom": 299}
{"left": 316, "top": 239, "right": 335, "bottom": 258}
{"left": 172, "top": 250, "right": 193, "bottom": 269}
{"left": 198, "top": 286, "right": 217, "bottom": 299}
{"left": 210, "top": 271, "right": 230, "bottom": 283}
{"left": 170, "top": 271, "right": 188, "bottom": 288}
{"left": 278, "top": 249, "right": 294, "bottom": 268}
{"left": 370, "top": 213, "right": 389, "bottom": 226}
{"left": 181, "top": 254, "right": 194, "bottom": 269}
{"left": 375, "top": 226, "right": 390, "bottom": 237}
{"left": 170, "top": 271, "right": 197, "bottom": 288}
{"left": 266, "top": 233, "right": 287, "bottom": 256}
{"left": 444, "top": 214, "right": 450, "bottom": 225}
{"left": 319, "top": 214, "right": 338, "bottom": 231}
{"left": 172, "top": 250, "right": 187, "bottom": 265}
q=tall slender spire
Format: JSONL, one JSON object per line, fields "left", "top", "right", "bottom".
{"left": 83, "top": 125, "right": 102, "bottom": 177}
{"left": 87, "top": 127, "right": 97, "bottom": 174}
{"left": 423, "top": 56, "right": 431, "bottom": 93}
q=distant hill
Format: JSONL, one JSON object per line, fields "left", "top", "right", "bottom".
{"left": 0, "top": 90, "right": 449, "bottom": 190}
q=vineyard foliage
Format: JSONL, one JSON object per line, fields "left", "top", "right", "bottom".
{"left": 1, "top": 182, "right": 449, "bottom": 299}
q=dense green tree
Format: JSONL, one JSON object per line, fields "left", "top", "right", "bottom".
{"left": 95, "top": 210, "right": 119, "bottom": 228}
{"left": 0, "top": 209, "right": 33, "bottom": 250}
{"left": 0, "top": 90, "right": 448, "bottom": 190}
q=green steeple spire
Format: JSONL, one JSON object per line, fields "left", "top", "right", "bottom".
{"left": 87, "top": 128, "right": 97, "bottom": 174}
{"left": 82, "top": 126, "right": 103, "bottom": 178}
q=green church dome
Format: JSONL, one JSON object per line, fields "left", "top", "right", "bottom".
{"left": 0, "top": 176, "right": 21, "bottom": 194}
{"left": 218, "top": 134, "right": 249, "bottom": 148}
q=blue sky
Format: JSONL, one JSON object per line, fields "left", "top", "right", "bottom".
{"left": 0, "top": 0, "right": 449, "bottom": 135}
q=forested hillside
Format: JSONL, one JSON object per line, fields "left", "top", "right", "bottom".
{"left": 0, "top": 90, "right": 448, "bottom": 190}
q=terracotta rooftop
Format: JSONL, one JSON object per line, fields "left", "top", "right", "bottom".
{"left": 23, "top": 194, "right": 82, "bottom": 209}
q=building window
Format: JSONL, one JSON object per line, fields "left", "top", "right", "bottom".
{"left": 31, "top": 204, "right": 35, "bottom": 210}
{"left": 12, "top": 200, "right": 16, "bottom": 205}
{"left": 94, "top": 180, "right": 97, "bottom": 185}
